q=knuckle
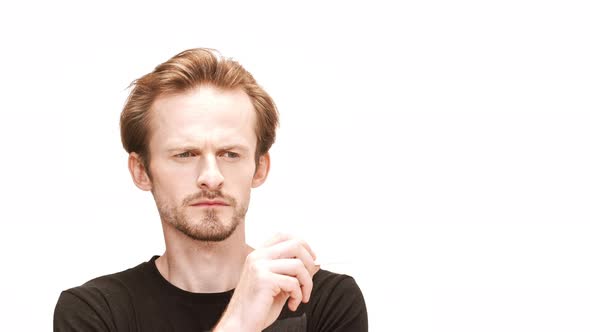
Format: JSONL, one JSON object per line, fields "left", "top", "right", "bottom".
{"left": 295, "top": 259, "right": 308, "bottom": 273}
{"left": 294, "top": 259, "right": 305, "bottom": 268}
{"left": 246, "top": 258, "right": 266, "bottom": 275}
{"left": 290, "top": 277, "right": 300, "bottom": 289}
{"left": 274, "top": 232, "right": 291, "bottom": 242}
{"left": 245, "top": 251, "right": 257, "bottom": 262}
{"left": 288, "top": 239, "right": 302, "bottom": 251}
{"left": 251, "top": 259, "right": 266, "bottom": 271}
{"left": 296, "top": 238, "right": 307, "bottom": 247}
{"left": 276, "top": 232, "right": 289, "bottom": 239}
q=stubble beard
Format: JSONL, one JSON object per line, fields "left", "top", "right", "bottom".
{"left": 156, "top": 190, "right": 248, "bottom": 242}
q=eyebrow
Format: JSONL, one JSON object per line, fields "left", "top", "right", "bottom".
{"left": 166, "top": 144, "right": 250, "bottom": 153}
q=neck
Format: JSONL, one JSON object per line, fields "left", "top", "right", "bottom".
{"left": 155, "top": 221, "right": 253, "bottom": 293}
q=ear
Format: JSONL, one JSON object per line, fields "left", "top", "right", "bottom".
{"left": 128, "top": 152, "right": 152, "bottom": 191}
{"left": 251, "top": 153, "right": 270, "bottom": 188}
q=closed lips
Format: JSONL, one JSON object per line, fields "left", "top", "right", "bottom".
{"left": 191, "top": 200, "right": 229, "bottom": 206}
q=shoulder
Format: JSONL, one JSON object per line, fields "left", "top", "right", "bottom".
{"left": 312, "top": 269, "right": 361, "bottom": 293}
{"left": 306, "top": 269, "right": 368, "bottom": 331}
{"left": 54, "top": 258, "right": 154, "bottom": 331}
{"left": 64, "top": 259, "right": 152, "bottom": 302}
{"left": 311, "top": 268, "right": 365, "bottom": 307}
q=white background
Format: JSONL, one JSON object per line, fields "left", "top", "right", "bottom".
{"left": 1, "top": 1, "right": 589, "bottom": 331}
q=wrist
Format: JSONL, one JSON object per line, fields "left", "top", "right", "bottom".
{"left": 214, "top": 312, "right": 257, "bottom": 332}
{"left": 212, "top": 318, "right": 241, "bottom": 332}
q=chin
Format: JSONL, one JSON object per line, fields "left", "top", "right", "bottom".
{"left": 159, "top": 201, "right": 246, "bottom": 242}
{"left": 180, "top": 221, "right": 239, "bottom": 242}
{"left": 176, "top": 212, "right": 241, "bottom": 242}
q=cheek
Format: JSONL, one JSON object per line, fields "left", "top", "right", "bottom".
{"left": 235, "top": 186, "right": 252, "bottom": 209}
{"left": 153, "top": 157, "right": 195, "bottom": 179}
{"left": 224, "top": 174, "right": 253, "bottom": 193}
{"left": 222, "top": 168, "right": 255, "bottom": 199}
{"left": 219, "top": 161, "right": 256, "bottom": 182}
{"left": 151, "top": 162, "right": 196, "bottom": 198}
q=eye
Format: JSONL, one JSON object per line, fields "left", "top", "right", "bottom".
{"left": 175, "top": 151, "right": 195, "bottom": 158}
{"left": 221, "top": 151, "right": 240, "bottom": 159}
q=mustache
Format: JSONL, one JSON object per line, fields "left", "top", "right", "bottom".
{"left": 181, "top": 190, "right": 236, "bottom": 206}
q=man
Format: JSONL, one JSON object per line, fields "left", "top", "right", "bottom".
{"left": 54, "top": 48, "right": 368, "bottom": 331}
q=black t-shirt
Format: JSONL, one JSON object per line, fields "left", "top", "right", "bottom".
{"left": 54, "top": 256, "right": 368, "bottom": 331}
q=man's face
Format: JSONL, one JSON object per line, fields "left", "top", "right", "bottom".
{"left": 142, "top": 85, "right": 265, "bottom": 242}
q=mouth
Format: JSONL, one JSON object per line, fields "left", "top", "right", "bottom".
{"left": 190, "top": 200, "right": 230, "bottom": 207}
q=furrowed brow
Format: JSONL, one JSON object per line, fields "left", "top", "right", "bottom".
{"left": 219, "top": 144, "right": 249, "bottom": 152}
{"left": 166, "top": 145, "right": 201, "bottom": 153}
{"left": 165, "top": 144, "right": 249, "bottom": 153}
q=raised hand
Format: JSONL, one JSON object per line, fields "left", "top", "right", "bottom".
{"left": 214, "top": 234, "right": 320, "bottom": 331}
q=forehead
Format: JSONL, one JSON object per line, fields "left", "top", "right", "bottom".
{"left": 149, "top": 85, "right": 257, "bottom": 149}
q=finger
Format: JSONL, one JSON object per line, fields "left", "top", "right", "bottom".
{"left": 275, "top": 291, "right": 291, "bottom": 310}
{"left": 263, "top": 234, "right": 317, "bottom": 261}
{"left": 263, "top": 239, "right": 317, "bottom": 276}
{"left": 268, "top": 259, "right": 314, "bottom": 303}
{"left": 275, "top": 274, "right": 303, "bottom": 311}
{"left": 276, "top": 291, "right": 299, "bottom": 313}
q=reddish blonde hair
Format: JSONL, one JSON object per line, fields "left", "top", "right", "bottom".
{"left": 120, "top": 48, "right": 279, "bottom": 173}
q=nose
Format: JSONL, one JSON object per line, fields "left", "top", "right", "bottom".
{"left": 197, "top": 154, "right": 224, "bottom": 190}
